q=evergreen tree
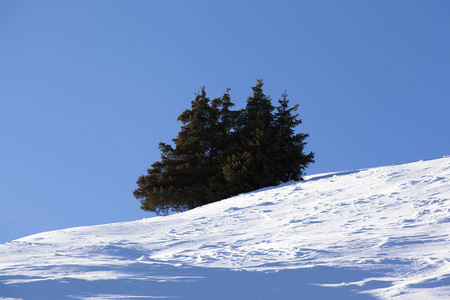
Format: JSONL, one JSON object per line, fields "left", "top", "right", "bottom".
{"left": 222, "top": 80, "right": 280, "bottom": 192}
{"left": 274, "top": 91, "right": 315, "bottom": 181}
{"left": 134, "top": 80, "right": 314, "bottom": 214}
{"left": 207, "top": 90, "right": 238, "bottom": 200}
{"left": 134, "top": 142, "right": 181, "bottom": 214}
{"left": 134, "top": 88, "right": 218, "bottom": 213}
{"left": 169, "top": 87, "right": 217, "bottom": 209}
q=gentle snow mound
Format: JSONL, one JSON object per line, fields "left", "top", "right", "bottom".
{"left": 1, "top": 157, "right": 450, "bottom": 299}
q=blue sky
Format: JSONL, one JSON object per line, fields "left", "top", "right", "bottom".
{"left": 1, "top": 0, "right": 449, "bottom": 243}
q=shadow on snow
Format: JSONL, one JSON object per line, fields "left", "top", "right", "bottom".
{"left": 0, "top": 263, "right": 384, "bottom": 300}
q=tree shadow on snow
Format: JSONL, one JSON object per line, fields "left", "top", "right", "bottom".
{"left": 0, "top": 263, "right": 386, "bottom": 300}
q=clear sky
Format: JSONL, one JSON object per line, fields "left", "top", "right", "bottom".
{"left": 1, "top": 0, "right": 449, "bottom": 243}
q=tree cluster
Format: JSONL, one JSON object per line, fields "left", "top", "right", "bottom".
{"left": 134, "top": 80, "right": 314, "bottom": 214}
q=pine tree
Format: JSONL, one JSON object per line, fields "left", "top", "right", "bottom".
{"left": 134, "top": 88, "right": 215, "bottom": 212}
{"left": 134, "top": 80, "right": 314, "bottom": 214}
{"left": 133, "top": 142, "right": 181, "bottom": 215}
{"left": 207, "top": 90, "right": 238, "bottom": 200}
{"left": 134, "top": 87, "right": 240, "bottom": 213}
{"left": 170, "top": 87, "right": 217, "bottom": 209}
{"left": 223, "top": 80, "right": 280, "bottom": 192}
{"left": 274, "top": 91, "right": 315, "bottom": 181}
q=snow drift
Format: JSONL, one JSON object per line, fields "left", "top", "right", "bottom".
{"left": 1, "top": 157, "right": 450, "bottom": 299}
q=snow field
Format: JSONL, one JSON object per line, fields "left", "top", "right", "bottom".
{"left": 1, "top": 157, "right": 449, "bottom": 299}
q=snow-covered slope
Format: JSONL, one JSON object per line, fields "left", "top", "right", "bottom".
{"left": 1, "top": 157, "right": 450, "bottom": 300}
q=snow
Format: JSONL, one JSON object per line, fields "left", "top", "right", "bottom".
{"left": 1, "top": 157, "right": 450, "bottom": 299}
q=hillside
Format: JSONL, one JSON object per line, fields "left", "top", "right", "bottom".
{"left": 1, "top": 157, "right": 450, "bottom": 299}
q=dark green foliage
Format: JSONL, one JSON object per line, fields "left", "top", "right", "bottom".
{"left": 134, "top": 80, "right": 314, "bottom": 214}
{"left": 274, "top": 91, "right": 315, "bottom": 182}
{"left": 222, "top": 80, "right": 279, "bottom": 192}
